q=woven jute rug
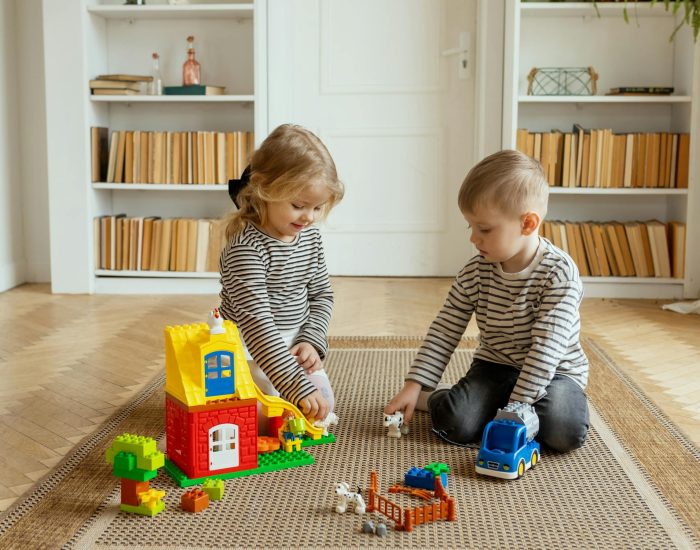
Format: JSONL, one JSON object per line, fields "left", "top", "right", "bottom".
{"left": 1, "top": 337, "right": 699, "bottom": 549}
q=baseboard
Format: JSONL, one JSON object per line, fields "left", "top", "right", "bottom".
{"left": 0, "top": 259, "right": 27, "bottom": 292}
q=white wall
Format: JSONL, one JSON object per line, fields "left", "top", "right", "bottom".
{"left": 0, "top": 0, "right": 26, "bottom": 291}
{"left": 17, "top": 0, "right": 50, "bottom": 283}
{"left": 0, "top": 0, "right": 49, "bottom": 293}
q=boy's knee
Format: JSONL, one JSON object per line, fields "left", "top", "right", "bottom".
{"left": 429, "top": 391, "right": 483, "bottom": 444}
{"left": 538, "top": 415, "right": 589, "bottom": 452}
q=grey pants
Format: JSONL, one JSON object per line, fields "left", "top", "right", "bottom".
{"left": 429, "top": 358, "right": 589, "bottom": 452}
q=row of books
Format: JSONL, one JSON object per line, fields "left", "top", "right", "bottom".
{"left": 94, "top": 215, "right": 228, "bottom": 273}
{"left": 540, "top": 220, "right": 685, "bottom": 279}
{"left": 516, "top": 127, "right": 690, "bottom": 188}
{"left": 91, "top": 128, "right": 254, "bottom": 185}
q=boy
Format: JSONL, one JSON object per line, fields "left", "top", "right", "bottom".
{"left": 384, "top": 150, "right": 589, "bottom": 452}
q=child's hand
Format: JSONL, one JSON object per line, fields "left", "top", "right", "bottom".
{"left": 384, "top": 380, "right": 422, "bottom": 424}
{"left": 299, "top": 389, "right": 330, "bottom": 421}
{"left": 290, "top": 342, "right": 323, "bottom": 374}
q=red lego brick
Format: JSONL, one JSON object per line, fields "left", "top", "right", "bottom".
{"left": 121, "top": 478, "right": 150, "bottom": 506}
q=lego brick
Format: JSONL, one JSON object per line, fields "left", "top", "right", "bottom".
{"left": 201, "top": 478, "right": 225, "bottom": 501}
{"left": 181, "top": 488, "right": 210, "bottom": 512}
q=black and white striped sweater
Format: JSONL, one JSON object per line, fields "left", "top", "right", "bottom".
{"left": 407, "top": 238, "right": 589, "bottom": 404}
{"left": 219, "top": 223, "right": 333, "bottom": 405}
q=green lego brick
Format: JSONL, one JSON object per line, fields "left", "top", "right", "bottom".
{"left": 164, "top": 450, "right": 316, "bottom": 487}
{"left": 201, "top": 478, "right": 225, "bottom": 501}
{"left": 136, "top": 452, "right": 165, "bottom": 472}
{"left": 110, "top": 433, "right": 158, "bottom": 459}
{"left": 424, "top": 462, "right": 450, "bottom": 475}
{"left": 120, "top": 501, "right": 165, "bottom": 517}
{"left": 301, "top": 433, "right": 336, "bottom": 447}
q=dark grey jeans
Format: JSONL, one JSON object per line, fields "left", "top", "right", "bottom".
{"left": 428, "top": 358, "right": 589, "bottom": 452}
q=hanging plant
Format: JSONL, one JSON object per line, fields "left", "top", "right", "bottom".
{"left": 594, "top": 0, "right": 700, "bottom": 41}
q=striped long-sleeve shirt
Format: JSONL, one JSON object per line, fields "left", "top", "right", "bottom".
{"left": 219, "top": 223, "right": 334, "bottom": 405}
{"left": 407, "top": 237, "right": 589, "bottom": 404}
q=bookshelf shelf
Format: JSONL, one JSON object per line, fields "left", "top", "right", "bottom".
{"left": 87, "top": 4, "right": 254, "bottom": 20}
{"left": 548, "top": 188, "right": 688, "bottom": 196}
{"left": 505, "top": 0, "right": 699, "bottom": 299}
{"left": 90, "top": 95, "right": 255, "bottom": 103}
{"left": 520, "top": 2, "right": 674, "bottom": 19}
{"left": 93, "top": 183, "right": 228, "bottom": 191}
{"left": 519, "top": 95, "right": 692, "bottom": 104}
{"left": 96, "top": 269, "right": 219, "bottom": 278}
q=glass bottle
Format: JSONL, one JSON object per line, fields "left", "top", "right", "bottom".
{"left": 149, "top": 52, "right": 163, "bottom": 95}
{"left": 182, "top": 35, "right": 201, "bottom": 86}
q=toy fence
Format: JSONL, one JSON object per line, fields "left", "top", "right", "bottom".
{"left": 366, "top": 471, "right": 456, "bottom": 532}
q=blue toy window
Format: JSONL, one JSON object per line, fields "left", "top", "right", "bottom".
{"left": 204, "top": 351, "right": 235, "bottom": 397}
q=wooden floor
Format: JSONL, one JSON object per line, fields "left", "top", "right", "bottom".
{"left": 0, "top": 280, "right": 698, "bottom": 512}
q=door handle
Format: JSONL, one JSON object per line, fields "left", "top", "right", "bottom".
{"left": 441, "top": 31, "right": 470, "bottom": 80}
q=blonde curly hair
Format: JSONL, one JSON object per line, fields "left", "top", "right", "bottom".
{"left": 225, "top": 124, "right": 345, "bottom": 240}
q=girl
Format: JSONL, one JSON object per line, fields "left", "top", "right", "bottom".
{"left": 219, "top": 124, "right": 344, "bottom": 422}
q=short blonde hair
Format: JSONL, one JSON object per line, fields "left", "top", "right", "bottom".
{"left": 225, "top": 124, "right": 344, "bottom": 239}
{"left": 457, "top": 149, "right": 548, "bottom": 219}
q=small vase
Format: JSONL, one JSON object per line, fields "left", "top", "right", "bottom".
{"left": 149, "top": 52, "right": 163, "bottom": 95}
{"left": 182, "top": 35, "right": 201, "bottom": 86}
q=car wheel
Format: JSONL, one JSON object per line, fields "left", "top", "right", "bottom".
{"left": 517, "top": 459, "right": 526, "bottom": 478}
{"left": 531, "top": 449, "right": 538, "bottom": 467}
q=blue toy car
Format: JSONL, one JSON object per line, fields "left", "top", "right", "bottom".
{"left": 475, "top": 402, "right": 541, "bottom": 480}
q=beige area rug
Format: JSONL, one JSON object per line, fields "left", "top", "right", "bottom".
{"left": 0, "top": 337, "right": 699, "bottom": 549}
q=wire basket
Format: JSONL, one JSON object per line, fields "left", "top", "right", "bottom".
{"left": 526, "top": 66, "right": 598, "bottom": 96}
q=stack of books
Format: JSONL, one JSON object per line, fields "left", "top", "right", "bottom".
{"left": 89, "top": 74, "right": 153, "bottom": 96}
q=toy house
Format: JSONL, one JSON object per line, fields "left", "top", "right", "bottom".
{"left": 164, "top": 310, "right": 326, "bottom": 486}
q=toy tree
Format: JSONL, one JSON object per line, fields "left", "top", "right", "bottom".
{"left": 105, "top": 433, "right": 166, "bottom": 516}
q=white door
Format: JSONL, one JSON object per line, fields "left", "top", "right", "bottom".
{"left": 268, "top": 0, "right": 476, "bottom": 275}
{"left": 209, "top": 423, "right": 239, "bottom": 470}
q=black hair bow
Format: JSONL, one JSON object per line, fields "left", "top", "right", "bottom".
{"left": 228, "top": 165, "right": 251, "bottom": 208}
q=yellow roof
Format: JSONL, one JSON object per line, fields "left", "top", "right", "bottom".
{"left": 164, "top": 320, "right": 258, "bottom": 406}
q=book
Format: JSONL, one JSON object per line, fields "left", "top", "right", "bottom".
{"left": 92, "top": 88, "right": 140, "bottom": 96}
{"left": 638, "top": 223, "right": 656, "bottom": 277}
{"left": 195, "top": 219, "right": 211, "bottom": 272}
{"left": 96, "top": 74, "right": 153, "bottom": 82}
{"left": 623, "top": 222, "right": 649, "bottom": 278}
{"left": 106, "top": 131, "right": 119, "bottom": 183}
{"left": 645, "top": 220, "right": 671, "bottom": 278}
{"left": 580, "top": 223, "right": 601, "bottom": 277}
{"left": 89, "top": 79, "right": 141, "bottom": 91}
{"left": 677, "top": 134, "right": 690, "bottom": 188}
{"left": 607, "top": 87, "right": 674, "bottom": 95}
{"left": 669, "top": 221, "right": 686, "bottom": 279}
{"left": 614, "top": 223, "right": 636, "bottom": 276}
{"left": 590, "top": 223, "right": 611, "bottom": 277}
{"left": 115, "top": 131, "right": 126, "bottom": 183}
{"left": 163, "top": 85, "right": 226, "bottom": 96}
{"left": 91, "top": 127, "right": 108, "bottom": 182}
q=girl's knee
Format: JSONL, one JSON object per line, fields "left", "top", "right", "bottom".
{"left": 308, "top": 370, "right": 335, "bottom": 412}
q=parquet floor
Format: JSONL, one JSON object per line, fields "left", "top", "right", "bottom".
{"left": 0, "top": 280, "right": 698, "bottom": 512}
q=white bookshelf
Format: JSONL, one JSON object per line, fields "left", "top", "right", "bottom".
{"left": 43, "top": 0, "right": 267, "bottom": 294}
{"left": 504, "top": 1, "right": 700, "bottom": 299}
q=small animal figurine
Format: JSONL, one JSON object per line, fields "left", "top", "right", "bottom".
{"left": 314, "top": 411, "right": 339, "bottom": 436}
{"left": 383, "top": 412, "right": 409, "bottom": 438}
{"left": 334, "top": 482, "right": 366, "bottom": 514}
